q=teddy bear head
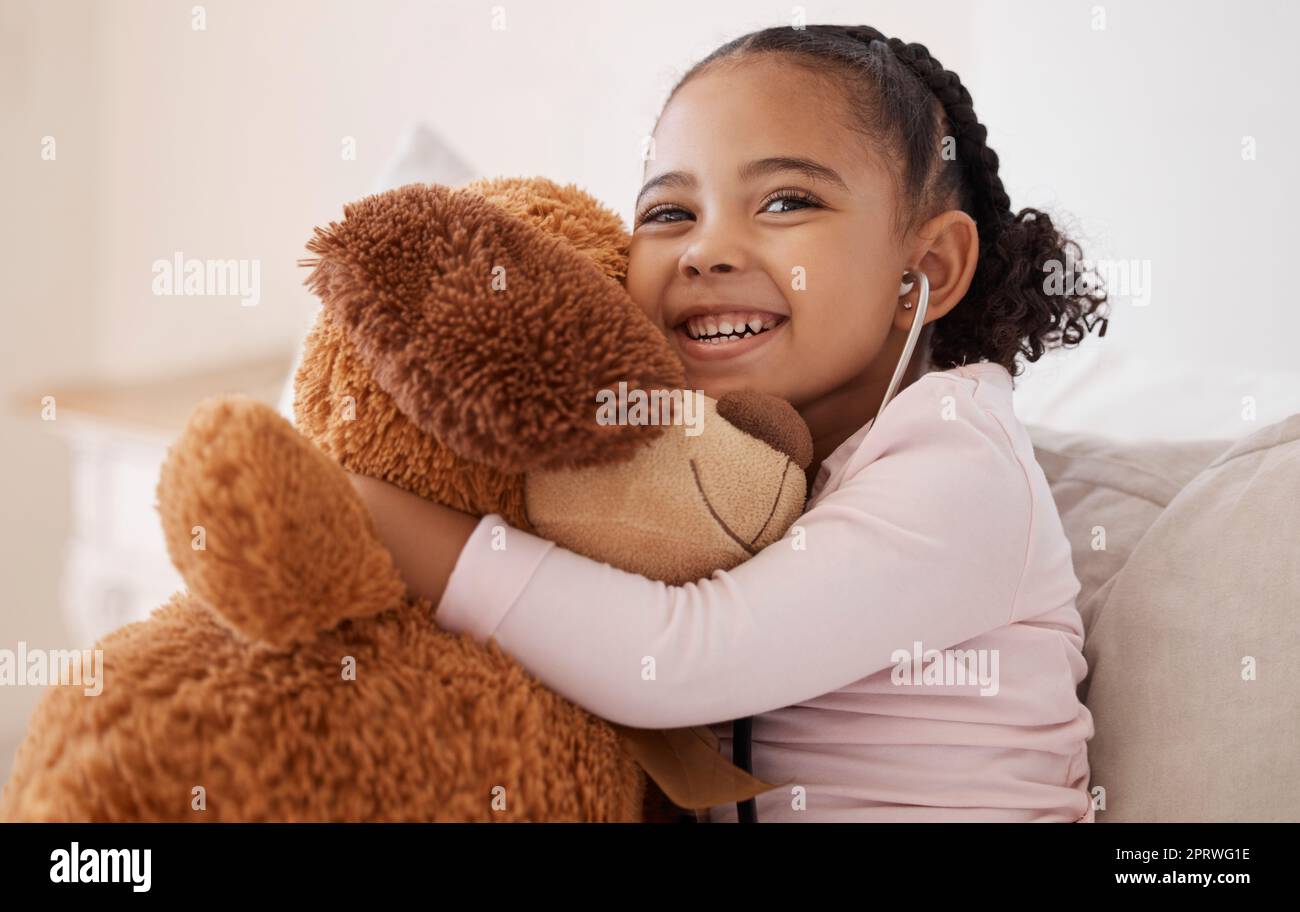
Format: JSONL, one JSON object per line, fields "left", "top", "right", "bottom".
{"left": 294, "top": 177, "right": 811, "bottom": 585}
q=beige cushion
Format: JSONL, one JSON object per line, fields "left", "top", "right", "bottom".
{"left": 1030, "top": 416, "right": 1300, "bottom": 821}
{"left": 1029, "top": 425, "right": 1229, "bottom": 630}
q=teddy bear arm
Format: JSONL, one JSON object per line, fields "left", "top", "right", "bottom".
{"left": 157, "top": 395, "right": 406, "bottom": 648}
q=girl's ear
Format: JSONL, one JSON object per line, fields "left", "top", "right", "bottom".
{"left": 899, "top": 209, "right": 980, "bottom": 330}
{"left": 302, "top": 183, "right": 687, "bottom": 474}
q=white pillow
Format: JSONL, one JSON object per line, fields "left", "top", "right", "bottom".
{"left": 368, "top": 120, "right": 477, "bottom": 194}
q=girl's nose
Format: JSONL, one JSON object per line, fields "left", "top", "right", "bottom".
{"left": 679, "top": 219, "right": 752, "bottom": 277}
{"left": 681, "top": 255, "right": 740, "bottom": 277}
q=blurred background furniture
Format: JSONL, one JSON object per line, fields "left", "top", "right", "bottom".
{"left": 24, "top": 358, "right": 292, "bottom": 646}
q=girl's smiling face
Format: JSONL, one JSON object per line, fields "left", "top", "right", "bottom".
{"left": 627, "top": 56, "right": 917, "bottom": 412}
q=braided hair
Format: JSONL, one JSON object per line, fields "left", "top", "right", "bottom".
{"left": 662, "top": 24, "right": 1109, "bottom": 378}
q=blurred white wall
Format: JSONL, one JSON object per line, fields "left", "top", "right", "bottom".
{"left": 2, "top": 0, "right": 100, "bottom": 776}
{"left": 1, "top": 0, "right": 1295, "bottom": 772}
{"left": 968, "top": 0, "right": 1300, "bottom": 435}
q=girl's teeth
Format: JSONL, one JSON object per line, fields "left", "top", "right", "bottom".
{"left": 681, "top": 312, "right": 784, "bottom": 341}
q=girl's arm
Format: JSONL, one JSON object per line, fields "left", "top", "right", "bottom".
{"left": 349, "top": 380, "right": 1044, "bottom": 731}
{"left": 345, "top": 472, "right": 479, "bottom": 605}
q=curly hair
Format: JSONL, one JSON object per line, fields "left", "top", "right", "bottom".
{"left": 663, "top": 24, "right": 1110, "bottom": 379}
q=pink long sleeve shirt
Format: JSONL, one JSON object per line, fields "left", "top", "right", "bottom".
{"left": 436, "top": 361, "right": 1096, "bottom": 822}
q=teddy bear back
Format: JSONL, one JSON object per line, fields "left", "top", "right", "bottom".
{"left": 459, "top": 175, "right": 633, "bottom": 284}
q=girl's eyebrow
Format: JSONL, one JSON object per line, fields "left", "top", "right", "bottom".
{"left": 635, "top": 156, "right": 850, "bottom": 209}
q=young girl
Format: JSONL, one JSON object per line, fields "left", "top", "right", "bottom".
{"left": 348, "top": 24, "right": 1109, "bottom": 822}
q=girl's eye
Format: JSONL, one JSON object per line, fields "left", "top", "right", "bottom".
{"left": 636, "top": 204, "right": 690, "bottom": 226}
{"left": 760, "top": 189, "right": 822, "bottom": 213}
{"left": 636, "top": 189, "right": 824, "bottom": 226}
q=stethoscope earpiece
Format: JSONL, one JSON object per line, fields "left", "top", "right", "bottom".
{"left": 876, "top": 269, "right": 929, "bottom": 423}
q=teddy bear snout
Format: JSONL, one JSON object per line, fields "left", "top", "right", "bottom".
{"left": 715, "top": 390, "right": 813, "bottom": 470}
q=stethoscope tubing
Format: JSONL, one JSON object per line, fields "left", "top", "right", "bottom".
{"left": 730, "top": 270, "right": 931, "bottom": 824}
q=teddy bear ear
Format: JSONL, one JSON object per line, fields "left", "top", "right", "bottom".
{"left": 301, "top": 183, "right": 687, "bottom": 474}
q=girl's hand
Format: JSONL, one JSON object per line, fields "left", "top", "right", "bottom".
{"left": 345, "top": 471, "right": 480, "bottom": 607}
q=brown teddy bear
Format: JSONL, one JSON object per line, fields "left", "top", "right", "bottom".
{"left": 0, "top": 177, "right": 811, "bottom": 822}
